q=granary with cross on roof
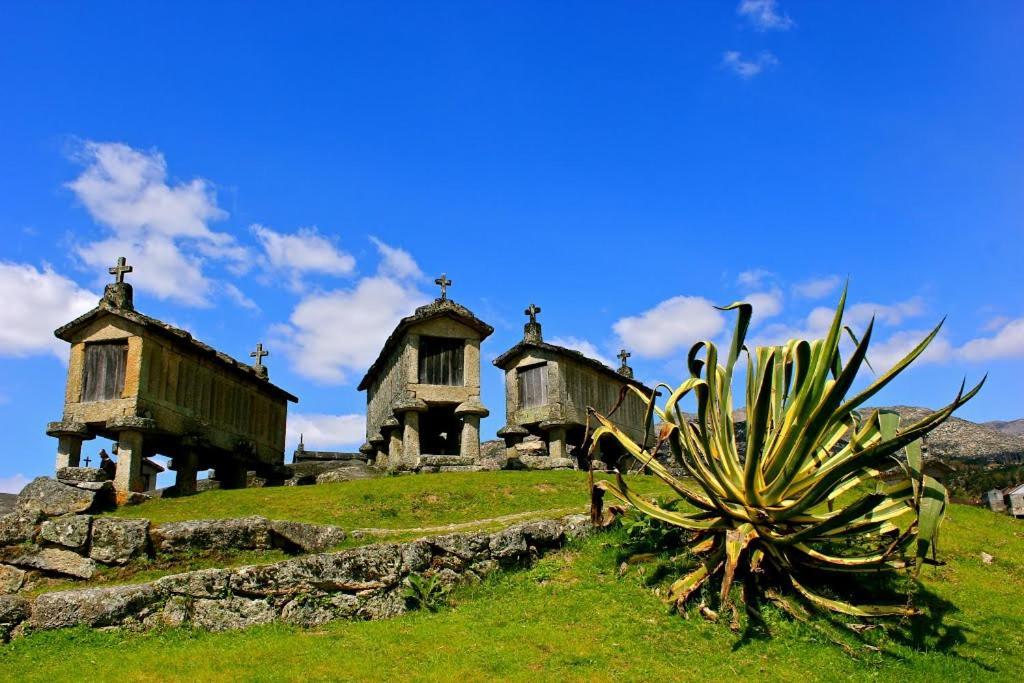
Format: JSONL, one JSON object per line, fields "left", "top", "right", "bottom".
{"left": 493, "top": 304, "right": 655, "bottom": 467}
{"left": 45, "top": 258, "right": 297, "bottom": 501}
{"left": 357, "top": 274, "right": 492, "bottom": 472}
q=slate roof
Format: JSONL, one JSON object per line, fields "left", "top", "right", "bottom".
{"left": 55, "top": 303, "right": 298, "bottom": 403}
{"left": 357, "top": 298, "right": 494, "bottom": 391}
{"left": 493, "top": 339, "right": 654, "bottom": 395}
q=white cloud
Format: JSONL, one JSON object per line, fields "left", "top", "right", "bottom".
{"left": 287, "top": 413, "right": 366, "bottom": 450}
{"left": 958, "top": 318, "right": 1024, "bottom": 362}
{"left": 371, "top": 237, "right": 422, "bottom": 280}
{"left": 273, "top": 240, "right": 429, "bottom": 384}
{"left": 722, "top": 51, "right": 780, "bottom": 79}
{"left": 793, "top": 275, "right": 841, "bottom": 299}
{"left": 548, "top": 336, "right": 616, "bottom": 368}
{"left": 867, "top": 329, "right": 954, "bottom": 370}
{"left": 0, "top": 262, "right": 97, "bottom": 359}
{"left": 982, "top": 315, "right": 1010, "bottom": 332}
{"left": 67, "top": 141, "right": 251, "bottom": 307}
{"left": 737, "top": 269, "right": 773, "bottom": 288}
{"left": 737, "top": 0, "right": 794, "bottom": 31}
{"left": 753, "top": 297, "right": 927, "bottom": 348}
{"left": 845, "top": 298, "right": 925, "bottom": 328}
{"left": 0, "top": 473, "right": 30, "bottom": 494}
{"left": 223, "top": 283, "right": 259, "bottom": 312}
{"left": 252, "top": 224, "right": 356, "bottom": 290}
{"left": 614, "top": 296, "right": 725, "bottom": 358}
{"left": 744, "top": 289, "right": 783, "bottom": 322}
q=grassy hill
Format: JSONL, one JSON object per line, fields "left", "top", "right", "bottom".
{"left": 3, "top": 473, "right": 1023, "bottom": 681}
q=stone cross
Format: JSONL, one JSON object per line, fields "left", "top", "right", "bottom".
{"left": 434, "top": 273, "right": 452, "bottom": 300}
{"left": 618, "top": 349, "right": 631, "bottom": 367}
{"left": 250, "top": 343, "right": 269, "bottom": 367}
{"left": 108, "top": 256, "right": 133, "bottom": 284}
{"left": 524, "top": 303, "right": 541, "bottom": 324}
{"left": 83, "top": 456, "right": 92, "bottom": 467}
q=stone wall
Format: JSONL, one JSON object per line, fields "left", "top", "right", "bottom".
{"left": 0, "top": 515, "right": 590, "bottom": 639}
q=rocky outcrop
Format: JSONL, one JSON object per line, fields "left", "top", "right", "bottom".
{"left": 0, "top": 565, "right": 26, "bottom": 594}
{"left": 879, "top": 406, "right": 1024, "bottom": 465}
{"left": 8, "top": 514, "right": 591, "bottom": 637}
{"left": 0, "top": 509, "right": 41, "bottom": 546}
{"left": 90, "top": 518, "right": 149, "bottom": 565}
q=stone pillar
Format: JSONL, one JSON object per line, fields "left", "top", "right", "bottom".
{"left": 113, "top": 430, "right": 145, "bottom": 498}
{"left": 460, "top": 415, "right": 481, "bottom": 460}
{"left": 55, "top": 435, "right": 83, "bottom": 470}
{"left": 454, "top": 398, "right": 489, "bottom": 461}
{"left": 547, "top": 426, "right": 568, "bottom": 460}
{"left": 402, "top": 411, "right": 421, "bottom": 469}
{"left": 387, "top": 430, "right": 403, "bottom": 469}
{"left": 173, "top": 448, "right": 199, "bottom": 496}
{"left": 497, "top": 425, "right": 529, "bottom": 460}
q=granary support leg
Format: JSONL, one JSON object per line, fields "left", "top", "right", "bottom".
{"left": 173, "top": 450, "right": 199, "bottom": 496}
{"left": 460, "top": 415, "right": 481, "bottom": 460}
{"left": 55, "top": 436, "right": 83, "bottom": 470}
{"left": 402, "top": 411, "right": 421, "bottom": 470}
{"left": 113, "top": 430, "right": 145, "bottom": 499}
{"left": 388, "top": 429, "right": 403, "bottom": 470}
{"left": 547, "top": 426, "right": 568, "bottom": 460}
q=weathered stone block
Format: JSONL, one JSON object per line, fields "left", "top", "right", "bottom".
{"left": 154, "top": 567, "right": 232, "bottom": 599}
{"left": 518, "top": 455, "right": 574, "bottom": 470}
{"left": 269, "top": 520, "right": 346, "bottom": 553}
{"left": 0, "top": 509, "right": 41, "bottom": 546}
{"left": 90, "top": 518, "right": 149, "bottom": 565}
{"left": 429, "top": 533, "right": 489, "bottom": 562}
{"left": 9, "top": 548, "right": 96, "bottom": 579}
{"left": 190, "top": 596, "right": 276, "bottom": 632}
{"left": 56, "top": 467, "right": 109, "bottom": 483}
{"left": 39, "top": 514, "right": 91, "bottom": 549}
{"left": 28, "top": 584, "right": 159, "bottom": 629}
{"left": 151, "top": 516, "right": 272, "bottom": 554}
{"left": 0, "top": 595, "right": 29, "bottom": 630}
{"left": 280, "top": 593, "right": 359, "bottom": 627}
{"left": 291, "top": 544, "right": 404, "bottom": 592}
{"left": 520, "top": 519, "right": 564, "bottom": 548}
{"left": 74, "top": 481, "right": 113, "bottom": 492}
{"left": 400, "top": 540, "right": 433, "bottom": 574}
{"left": 356, "top": 590, "right": 405, "bottom": 620}
{"left": 16, "top": 477, "right": 96, "bottom": 517}
{"left": 488, "top": 527, "right": 528, "bottom": 563}
{"left": 418, "top": 455, "right": 477, "bottom": 467}
{"left": 0, "top": 565, "right": 27, "bottom": 594}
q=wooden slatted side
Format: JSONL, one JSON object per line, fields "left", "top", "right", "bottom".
{"left": 517, "top": 363, "right": 548, "bottom": 408}
{"left": 418, "top": 336, "right": 465, "bottom": 386}
{"left": 81, "top": 342, "right": 128, "bottom": 402}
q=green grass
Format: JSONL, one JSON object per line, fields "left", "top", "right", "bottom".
{"left": 4, "top": 500, "right": 1022, "bottom": 681}
{"left": 105, "top": 471, "right": 664, "bottom": 529}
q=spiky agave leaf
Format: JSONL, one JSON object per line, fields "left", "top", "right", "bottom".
{"left": 589, "top": 286, "right": 983, "bottom": 623}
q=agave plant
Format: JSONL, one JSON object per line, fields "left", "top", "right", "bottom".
{"left": 588, "top": 288, "right": 983, "bottom": 621}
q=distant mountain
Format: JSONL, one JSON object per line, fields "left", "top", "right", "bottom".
{"left": 876, "top": 406, "right": 1024, "bottom": 465}
{"left": 984, "top": 419, "right": 1024, "bottom": 436}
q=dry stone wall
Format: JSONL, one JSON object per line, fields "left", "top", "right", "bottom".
{"left": 0, "top": 515, "right": 590, "bottom": 639}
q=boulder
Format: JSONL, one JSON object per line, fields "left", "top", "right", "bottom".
{"left": 0, "top": 509, "right": 41, "bottom": 546}
{"left": 280, "top": 593, "right": 359, "bottom": 627}
{"left": 27, "top": 584, "right": 159, "bottom": 630}
{"left": 56, "top": 467, "right": 109, "bottom": 483}
{"left": 16, "top": 477, "right": 96, "bottom": 517}
{"left": 151, "top": 516, "right": 272, "bottom": 554}
{"left": 39, "top": 514, "right": 91, "bottom": 549}
{"left": 488, "top": 527, "right": 528, "bottom": 564}
{"left": 0, "top": 595, "right": 28, "bottom": 639}
{"left": 190, "top": 596, "right": 276, "bottom": 632}
{"left": 0, "top": 565, "right": 27, "bottom": 594}
{"left": 9, "top": 548, "right": 96, "bottom": 579}
{"left": 90, "top": 518, "right": 149, "bottom": 565}
{"left": 520, "top": 519, "right": 565, "bottom": 548}
{"left": 270, "top": 520, "right": 346, "bottom": 553}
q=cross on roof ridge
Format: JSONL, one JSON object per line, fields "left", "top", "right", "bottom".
{"left": 434, "top": 273, "right": 452, "bottom": 300}
{"left": 250, "top": 342, "right": 269, "bottom": 367}
{"left": 524, "top": 303, "right": 541, "bottom": 324}
{"left": 618, "top": 349, "right": 631, "bottom": 366}
{"left": 108, "top": 256, "right": 133, "bottom": 284}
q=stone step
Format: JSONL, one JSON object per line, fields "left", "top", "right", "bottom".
{"left": 417, "top": 455, "right": 477, "bottom": 468}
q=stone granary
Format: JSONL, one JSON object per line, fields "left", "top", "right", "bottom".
{"left": 358, "top": 275, "right": 492, "bottom": 472}
{"left": 46, "top": 258, "right": 298, "bottom": 501}
{"left": 493, "top": 304, "right": 655, "bottom": 466}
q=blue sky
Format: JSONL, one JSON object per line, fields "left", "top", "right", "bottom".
{"left": 1, "top": 1, "right": 1021, "bottom": 491}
